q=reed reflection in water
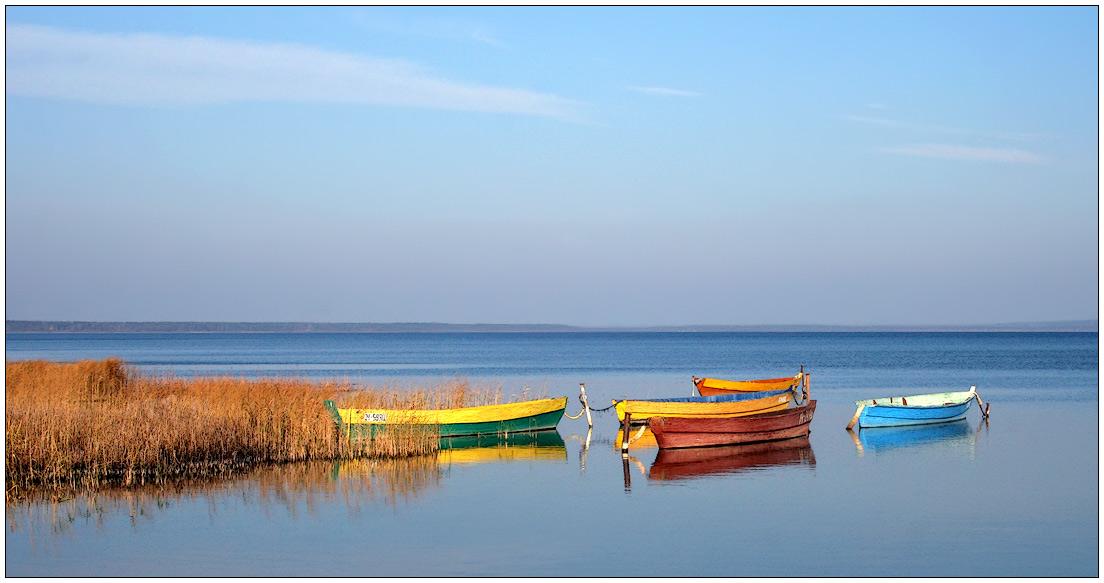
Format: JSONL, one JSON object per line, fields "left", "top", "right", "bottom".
{"left": 7, "top": 429, "right": 573, "bottom": 553}
{"left": 7, "top": 456, "right": 439, "bottom": 546}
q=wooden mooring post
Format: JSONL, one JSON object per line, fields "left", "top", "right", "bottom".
{"left": 973, "top": 386, "right": 990, "bottom": 419}
{"left": 620, "top": 413, "right": 632, "bottom": 457}
{"left": 579, "top": 383, "right": 593, "bottom": 428}
{"left": 845, "top": 404, "right": 865, "bottom": 431}
{"left": 801, "top": 365, "right": 810, "bottom": 402}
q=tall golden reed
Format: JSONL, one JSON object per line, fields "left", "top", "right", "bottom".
{"left": 5, "top": 359, "right": 500, "bottom": 496}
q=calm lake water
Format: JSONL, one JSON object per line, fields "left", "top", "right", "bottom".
{"left": 5, "top": 332, "right": 1099, "bottom": 576}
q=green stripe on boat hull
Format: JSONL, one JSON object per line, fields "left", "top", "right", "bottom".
{"left": 434, "top": 408, "right": 565, "bottom": 437}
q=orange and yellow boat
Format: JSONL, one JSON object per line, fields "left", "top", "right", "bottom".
{"left": 613, "top": 389, "right": 795, "bottom": 424}
{"left": 693, "top": 370, "right": 805, "bottom": 396}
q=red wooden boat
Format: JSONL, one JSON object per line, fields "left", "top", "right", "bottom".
{"left": 648, "top": 400, "right": 816, "bottom": 449}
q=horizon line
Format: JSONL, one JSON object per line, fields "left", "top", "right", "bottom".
{"left": 5, "top": 319, "right": 1098, "bottom": 333}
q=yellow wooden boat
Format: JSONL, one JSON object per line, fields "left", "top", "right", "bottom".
{"left": 613, "top": 389, "right": 795, "bottom": 423}
{"left": 324, "top": 397, "right": 567, "bottom": 438}
{"left": 693, "top": 372, "right": 804, "bottom": 396}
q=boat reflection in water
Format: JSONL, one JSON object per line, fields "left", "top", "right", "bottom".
{"left": 615, "top": 426, "right": 658, "bottom": 450}
{"left": 436, "top": 430, "right": 567, "bottom": 465}
{"left": 849, "top": 419, "right": 982, "bottom": 456}
{"left": 647, "top": 436, "right": 816, "bottom": 482}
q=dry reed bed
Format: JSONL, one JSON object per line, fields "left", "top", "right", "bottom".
{"left": 5, "top": 359, "right": 503, "bottom": 497}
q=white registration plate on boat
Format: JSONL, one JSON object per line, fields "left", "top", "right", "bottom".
{"left": 363, "top": 413, "right": 387, "bottom": 422}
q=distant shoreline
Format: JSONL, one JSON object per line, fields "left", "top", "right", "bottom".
{"left": 5, "top": 320, "right": 1098, "bottom": 333}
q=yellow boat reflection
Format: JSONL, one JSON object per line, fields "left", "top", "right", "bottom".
{"left": 437, "top": 430, "right": 567, "bottom": 464}
{"left": 614, "top": 426, "right": 658, "bottom": 450}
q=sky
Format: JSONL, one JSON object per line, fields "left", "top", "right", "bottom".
{"left": 4, "top": 6, "right": 1099, "bottom": 327}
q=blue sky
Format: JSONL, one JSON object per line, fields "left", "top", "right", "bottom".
{"left": 5, "top": 6, "right": 1098, "bottom": 326}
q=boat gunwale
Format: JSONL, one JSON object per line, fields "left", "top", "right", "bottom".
{"left": 648, "top": 400, "right": 817, "bottom": 431}
{"left": 614, "top": 391, "right": 795, "bottom": 422}
{"left": 615, "top": 388, "right": 795, "bottom": 406}
{"left": 854, "top": 389, "right": 976, "bottom": 409}
{"left": 336, "top": 396, "right": 567, "bottom": 417}
{"left": 694, "top": 374, "right": 802, "bottom": 387}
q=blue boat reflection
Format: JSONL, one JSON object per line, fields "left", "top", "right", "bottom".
{"left": 647, "top": 436, "right": 815, "bottom": 482}
{"left": 850, "top": 419, "right": 980, "bottom": 455}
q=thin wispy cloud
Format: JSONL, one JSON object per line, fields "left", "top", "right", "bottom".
{"left": 350, "top": 11, "right": 505, "bottom": 46}
{"left": 629, "top": 86, "right": 701, "bottom": 97}
{"left": 5, "top": 24, "right": 582, "bottom": 120}
{"left": 880, "top": 143, "right": 1044, "bottom": 164}
{"left": 842, "top": 111, "right": 1045, "bottom": 164}
{"left": 840, "top": 114, "right": 966, "bottom": 135}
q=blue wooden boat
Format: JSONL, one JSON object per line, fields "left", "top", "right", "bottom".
{"left": 846, "top": 386, "right": 987, "bottom": 429}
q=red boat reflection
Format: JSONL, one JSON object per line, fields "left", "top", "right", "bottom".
{"left": 648, "top": 435, "right": 815, "bottom": 481}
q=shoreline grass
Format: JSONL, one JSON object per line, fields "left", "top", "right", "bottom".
{"left": 5, "top": 359, "right": 508, "bottom": 499}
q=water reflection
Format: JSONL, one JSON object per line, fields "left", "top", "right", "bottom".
{"left": 647, "top": 436, "right": 816, "bottom": 482}
{"left": 9, "top": 430, "right": 569, "bottom": 547}
{"left": 8, "top": 456, "right": 444, "bottom": 548}
{"left": 565, "top": 428, "right": 594, "bottom": 473}
{"left": 848, "top": 419, "right": 985, "bottom": 456}
{"left": 621, "top": 455, "right": 650, "bottom": 492}
{"left": 615, "top": 426, "right": 658, "bottom": 450}
{"left": 437, "top": 430, "right": 567, "bottom": 465}
{"left": 614, "top": 433, "right": 816, "bottom": 490}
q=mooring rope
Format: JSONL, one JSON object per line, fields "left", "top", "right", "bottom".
{"left": 566, "top": 393, "right": 613, "bottom": 418}
{"left": 790, "top": 388, "right": 806, "bottom": 406}
{"left": 588, "top": 402, "right": 618, "bottom": 413}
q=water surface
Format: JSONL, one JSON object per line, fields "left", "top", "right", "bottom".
{"left": 5, "top": 332, "right": 1098, "bottom": 576}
